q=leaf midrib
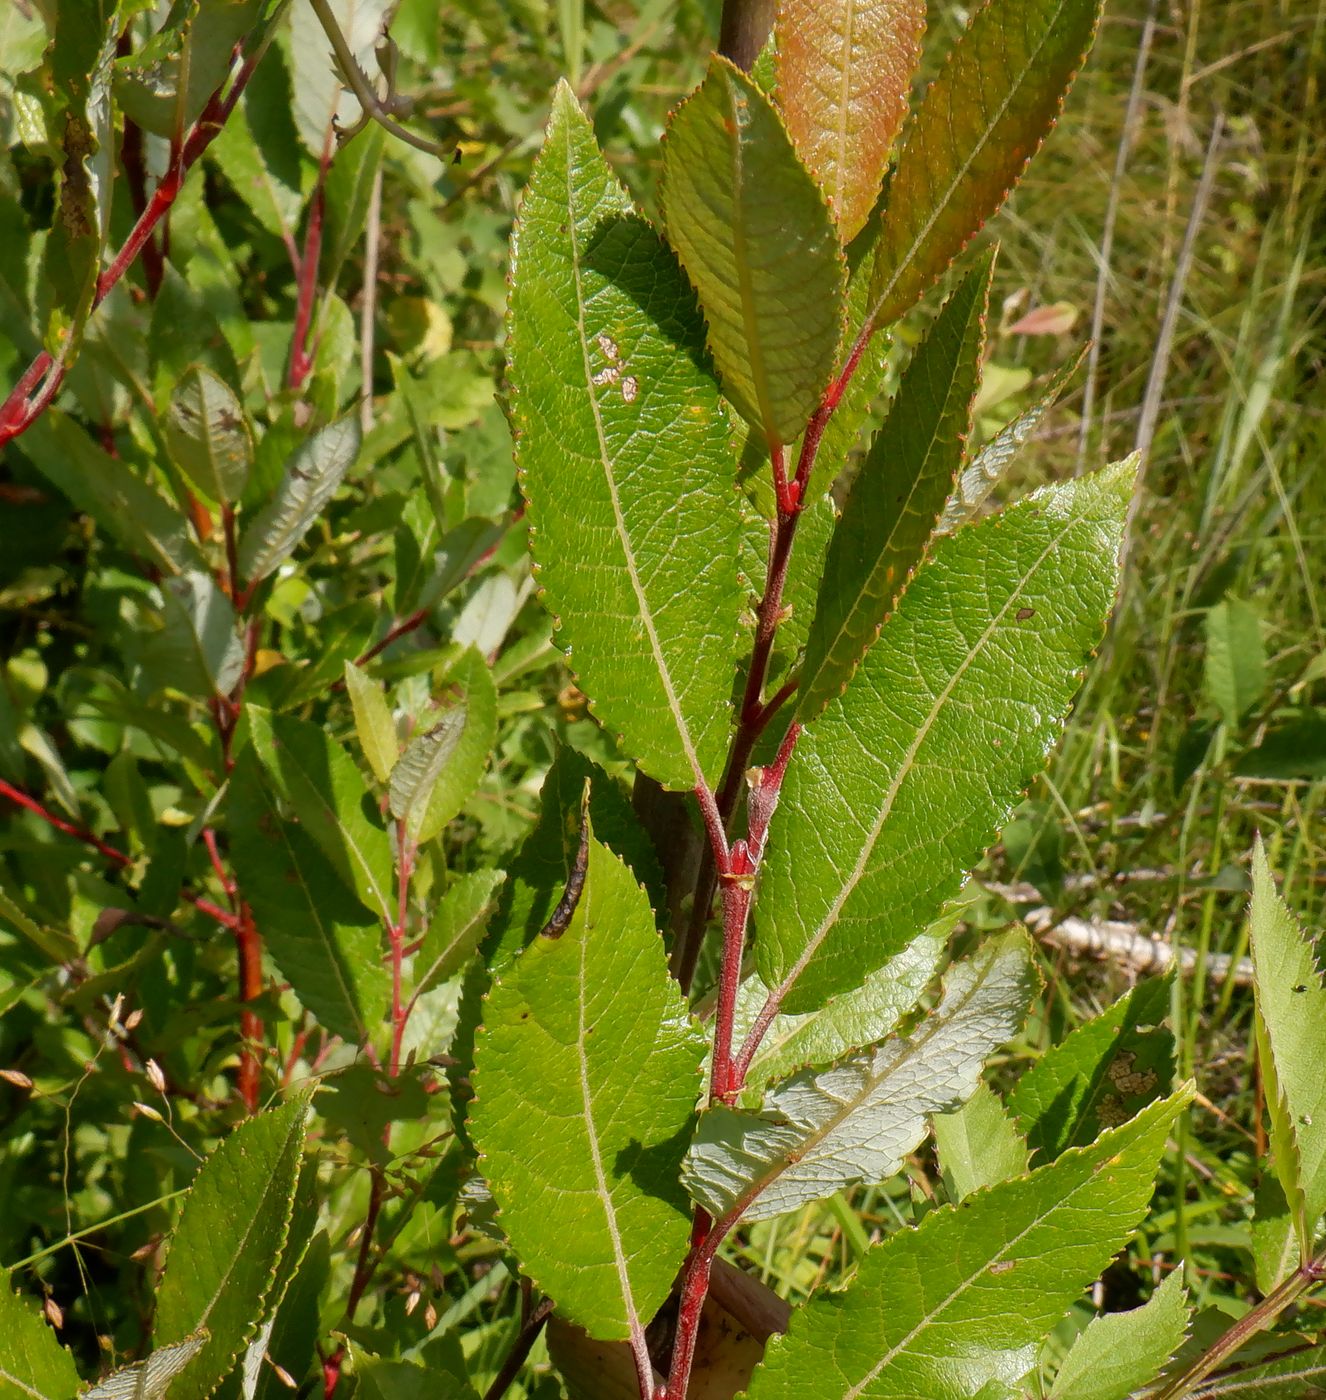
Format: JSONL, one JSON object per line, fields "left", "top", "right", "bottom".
{"left": 574, "top": 865, "right": 645, "bottom": 1344}
{"left": 869, "top": 0, "right": 1078, "bottom": 326}
{"left": 722, "top": 950, "right": 1003, "bottom": 1215}
{"left": 561, "top": 124, "right": 707, "bottom": 791}
{"left": 773, "top": 506, "right": 1084, "bottom": 1003}
{"left": 839, "top": 1144, "right": 1135, "bottom": 1400}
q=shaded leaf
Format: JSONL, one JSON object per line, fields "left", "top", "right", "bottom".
{"left": 246, "top": 707, "right": 395, "bottom": 924}
{"left": 1197, "top": 1342, "right": 1326, "bottom": 1397}
{"left": 744, "top": 1088, "right": 1191, "bottom": 1400}
{"left": 776, "top": 0, "right": 926, "bottom": 242}
{"left": 1235, "top": 712, "right": 1326, "bottom": 782}
{"left": 237, "top": 418, "right": 362, "bottom": 586}
{"left": 932, "top": 1081, "right": 1029, "bottom": 1201}
{"left": 164, "top": 366, "right": 253, "bottom": 505}
{"left": 229, "top": 748, "right": 388, "bottom": 1047}
{"left": 686, "top": 932, "right": 1034, "bottom": 1223}
{"left": 1250, "top": 836, "right": 1326, "bottom": 1254}
{"left": 470, "top": 830, "right": 705, "bottom": 1340}
{"left": 865, "top": 0, "right": 1103, "bottom": 333}
{"left": 1007, "top": 975, "right": 1174, "bottom": 1162}
{"left": 0, "top": 1271, "right": 80, "bottom": 1400}
{"left": 351, "top": 1353, "right": 477, "bottom": 1400}
{"left": 661, "top": 56, "right": 845, "bottom": 443}
{"left": 147, "top": 572, "right": 246, "bottom": 699}
{"left": 1047, "top": 1269, "right": 1189, "bottom": 1400}
{"left": 509, "top": 83, "right": 740, "bottom": 791}
{"left": 153, "top": 1099, "right": 309, "bottom": 1400}
{"left": 799, "top": 249, "right": 992, "bottom": 720}
{"left": 754, "top": 458, "right": 1135, "bottom": 1012}
{"left": 1205, "top": 596, "right": 1267, "bottom": 728}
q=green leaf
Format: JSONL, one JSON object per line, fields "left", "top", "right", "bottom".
{"left": 83, "top": 1335, "right": 208, "bottom": 1400}
{"left": 352, "top": 1353, "right": 477, "bottom": 1400}
{"left": 865, "top": 0, "right": 1103, "bottom": 334}
{"left": 413, "top": 869, "right": 504, "bottom": 998}
{"left": 23, "top": 414, "right": 205, "bottom": 576}
{"left": 42, "top": 8, "right": 114, "bottom": 362}
{"left": 754, "top": 457, "right": 1135, "bottom": 1012}
{"left": 1047, "top": 1269, "right": 1189, "bottom": 1400}
{"left": 343, "top": 662, "right": 399, "bottom": 785}
{"left": 1205, "top": 597, "right": 1267, "bottom": 728}
{"left": 229, "top": 747, "right": 388, "bottom": 1047}
{"left": 113, "top": 0, "right": 266, "bottom": 137}
{"left": 470, "top": 829, "right": 706, "bottom": 1340}
{"left": 1006, "top": 975, "right": 1174, "bottom": 1162}
{"left": 389, "top": 648, "right": 496, "bottom": 844}
{"left": 0, "top": 1271, "right": 81, "bottom": 1400}
{"left": 743, "top": 1088, "right": 1191, "bottom": 1400}
{"left": 686, "top": 932, "right": 1034, "bottom": 1223}
{"left": 146, "top": 572, "right": 246, "bottom": 699}
{"left": 164, "top": 366, "right": 254, "bottom": 505}
{"left": 237, "top": 417, "right": 362, "bottom": 586}
{"left": 245, "top": 707, "right": 395, "bottom": 925}
{"left": 735, "top": 927, "right": 947, "bottom": 1102}
{"left": 932, "top": 1081, "right": 1029, "bottom": 1201}
{"left": 153, "top": 1099, "right": 310, "bottom": 1400}
{"left": 1250, "top": 836, "right": 1326, "bottom": 1254}
{"left": 939, "top": 348, "right": 1085, "bottom": 533}
{"left": 1235, "top": 712, "right": 1326, "bottom": 781}
{"left": 776, "top": 0, "right": 926, "bottom": 242}
{"left": 1194, "top": 1342, "right": 1326, "bottom": 1396}
{"left": 661, "top": 57, "right": 845, "bottom": 444}
{"left": 509, "top": 82, "right": 740, "bottom": 791}
{"left": 799, "top": 249, "right": 993, "bottom": 720}
{"left": 485, "top": 747, "right": 665, "bottom": 968}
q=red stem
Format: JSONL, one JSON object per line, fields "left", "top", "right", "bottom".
{"left": 288, "top": 137, "right": 332, "bottom": 391}
{"left": 0, "top": 44, "right": 264, "bottom": 448}
{"left": 234, "top": 904, "right": 264, "bottom": 1112}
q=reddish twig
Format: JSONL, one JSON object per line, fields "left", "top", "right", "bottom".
{"left": 288, "top": 136, "right": 333, "bottom": 392}
{"left": 234, "top": 903, "right": 264, "bottom": 1113}
{"left": 0, "top": 42, "right": 268, "bottom": 448}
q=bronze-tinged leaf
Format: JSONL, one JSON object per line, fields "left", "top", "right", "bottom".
{"left": 866, "top": 0, "right": 1103, "bottom": 335}
{"left": 776, "top": 0, "right": 927, "bottom": 243}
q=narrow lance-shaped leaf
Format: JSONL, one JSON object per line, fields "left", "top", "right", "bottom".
{"left": 799, "top": 248, "right": 993, "bottom": 721}
{"left": 470, "top": 827, "right": 706, "bottom": 1340}
{"left": 661, "top": 56, "right": 845, "bottom": 444}
{"left": 165, "top": 366, "right": 254, "bottom": 505}
{"left": 744, "top": 1088, "right": 1192, "bottom": 1400}
{"left": 237, "top": 417, "right": 362, "bottom": 586}
{"left": 1250, "top": 836, "right": 1326, "bottom": 1254}
{"left": 734, "top": 926, "right": 948, "bottom": 1102}
{"left": 865, "top": 0, "right": 1103, "bottom": 334}
{"left": 153, "top": 1099, "right": 310, "bottom": 1400}
{"left": 148, "top": 572, "right": 246, "bottom": 699}
{"left": 412, "top": 869, "right": 504, "bottom": 999}
{"left": 1007, "top": 974, "right": 1174, "bottom": 1162}
{"left": 246, "top": 707, "right": 395, "bottom": 924}
{"left": 686, "top": 932, "right": 1035, "bottom": 1223}
{"left": 0, "top": 1271, "right": 81, "bottom": 1400}
{"left": 1205, "top": 597, "right": 1267, "bottom": 729}
{"left": 342, "top": 662, "right": 399, "bottom": 786}
{"left": 939, "top": 347, "right": 1086, "bottom": 533}
{"left": 776, "top": 0, "right": 927, "bottom": 243}
{"left": 391, "top": 647, "right": 497, "bottom": 845}
{"left": 1047, "top": 1269, "right": 1190, "bottom": 1400}
{"left": 755, "top": 457, "right": 1136, "bottom": 1012}
{"left": 509, "top": 82, "right": 740, "bottom": 791}
{"left": 228, "top": 747, "right": 389, "bottom": 1047}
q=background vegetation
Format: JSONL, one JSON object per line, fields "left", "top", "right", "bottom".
{"left": 0, "top": 0, "right": 1322, "bottom": 1393}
